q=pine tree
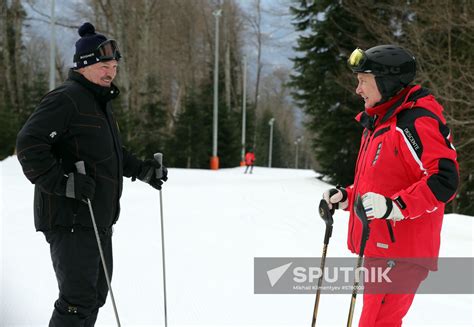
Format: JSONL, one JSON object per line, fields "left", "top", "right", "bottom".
{"left": 165, "top": 89, "right": 212, "bottom": 168}
{"left": 218, "top": 106, "right": 241, "bottom": 168}
{"left": 289, "top": 0, "right": 373, "bottom": 185}
{"left": 251, "top": 109, "right": 284, "bottom": 168}
{"left": 114, "top": 74, "right": 169, "bottom": 161}
{"left": 167, "top": 73, "right": 243, "bottom": 169}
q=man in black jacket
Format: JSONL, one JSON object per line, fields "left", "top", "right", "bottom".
{"left": 16, "top": 22, "right": 166, "bottom": 327}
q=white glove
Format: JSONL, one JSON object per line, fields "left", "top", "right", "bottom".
{"left": 361, "top": 192, "right": 404, "bottom": 221}
{"left": 323, "top": 187, "right": 348, "bottom": 211}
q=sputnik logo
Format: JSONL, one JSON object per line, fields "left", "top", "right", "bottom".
{"left": 267, "top": 262, "right": 292, "bottom": 287}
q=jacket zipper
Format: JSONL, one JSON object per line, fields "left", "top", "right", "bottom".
{"left": 350, "top": 125, "right": 397, "bottom": 250}
{"left": 71, "top": 199, "right": 79, "bottom": 232}
{"left": 103, "top": 104, "right": 122, "bottom": 225}
{"left": 350, "top": 128, "right": 374, "bottom": 250}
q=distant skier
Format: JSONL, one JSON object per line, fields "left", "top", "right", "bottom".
{"left": 244, "top": 149, "right": 256, "bottom": 174}
{"left": 16, "top": 23, "right": 168, "bottom": 326}
{"left": 322, "top": 45, "right": 459, "bottom": 326}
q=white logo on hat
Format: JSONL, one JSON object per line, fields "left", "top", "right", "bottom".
{"left": 79, "top": 53, "right": 95, "bottom": 59}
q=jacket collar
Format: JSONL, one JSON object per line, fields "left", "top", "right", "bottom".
{"left": 355, "top": 85, "right": 431, "bottom": 130}
{"left": 366, "top": 86, "right": 413, "bottom": 119}
{"left": 68, "top": 69, "right": 120, "bottom": 103}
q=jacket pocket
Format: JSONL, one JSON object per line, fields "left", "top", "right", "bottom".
{"left": 385, "top": 220, "right": 396, "bottom": 243}
{"left": 55, "top": 197, "right": 77, "bottom": 227}
{"left": 70, "top": 119, "right": 115, "bottom": 163}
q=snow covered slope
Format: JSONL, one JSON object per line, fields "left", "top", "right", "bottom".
{"left": 1, "top": 156, "right": 472, "bottom": 326}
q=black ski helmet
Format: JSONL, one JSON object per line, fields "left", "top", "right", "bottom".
{"left": 347, "top": 45, "right": 416, "bottom": 100}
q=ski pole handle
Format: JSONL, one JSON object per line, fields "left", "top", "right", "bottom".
{"left": 318, "top": 199, "right": 334, "bottom": 245}
{"left": 154, "top": 153, "right": 163, "bottom": 179}
{"left": 75, "top": 161, "right": 86, "bottom": 175}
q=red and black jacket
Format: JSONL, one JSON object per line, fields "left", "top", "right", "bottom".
{"left": 345, "top": 85, "right": 459, "bottom": 269}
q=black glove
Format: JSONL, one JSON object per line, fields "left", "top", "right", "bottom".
{"left": 136, "top": 159, "right": 168, "bottom": 190}
{"left": 64, "top": 172, "right": 96, "bottom": 201}
{"left": 161, "top": 166, "right": 168, "bottom": 182}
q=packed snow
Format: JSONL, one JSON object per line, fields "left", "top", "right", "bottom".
{"left": 1, "top": 156, "right": 473, "bottom": 326}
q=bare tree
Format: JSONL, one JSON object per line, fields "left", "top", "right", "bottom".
{"left": 76, "top": 0, "right": 246, "bottom": 151}
{"left": 244, "top": 0, "right": 264, "bottom": 112}
{"left": 2, "top": 0, "right": 26, "bottom": 114}
{"left": 259, "top": 67, "right": 298, "bottom": 166}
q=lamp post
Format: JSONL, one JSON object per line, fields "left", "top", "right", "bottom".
{"left": 210, "top": 9, "right": 222, "bottom": 170}
{"left": 268, "top": 118, "right": 275, "bottom": 168}
{"left": 295, "top": 136, "right": 303, "bottom": 169}
{"left": 49, "top": 0, "right": 56, "bottom": 90}
{"left": 240, "top": 56, "right": 247, "bottom": 166}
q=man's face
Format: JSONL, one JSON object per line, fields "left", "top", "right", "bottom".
{"left": 356, "top": 73, "right": 382, "bottom": 108}
{"left": 78, "top": 60, "right": 118, "bottom": 87}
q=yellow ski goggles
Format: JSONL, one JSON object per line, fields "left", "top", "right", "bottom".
{"left": 347, "top": 48, "right": 366, "bottom": 71}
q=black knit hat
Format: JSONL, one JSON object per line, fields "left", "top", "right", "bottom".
{"left": 73, "top": 22, "right": 121, "bottom": 69}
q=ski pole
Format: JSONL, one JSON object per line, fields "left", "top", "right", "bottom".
{"left": 347, "top": 195, "right": 371, "bottom": 327}
{"left": 311, "top": 199, "right": 334, "bottom": 327}
{"left": 154, "top": 153, "right": 168, "bottom": 327}
{"left": 75, "top": 161, "right": 121, "bottom": 327}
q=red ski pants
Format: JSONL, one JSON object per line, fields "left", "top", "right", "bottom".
{"left": 359, "top": 293, "right": 415, "bottom": 327}
{"left": 358, "top": 260, "right": 429, "bottom": 327}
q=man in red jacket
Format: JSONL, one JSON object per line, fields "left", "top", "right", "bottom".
{"left": 323, "top": 45, "right": 459, "bottom": 326}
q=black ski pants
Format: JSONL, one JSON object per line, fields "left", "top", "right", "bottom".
{"left": 244, "top": 164, "right": 254, "bottom": 173}
{"left": 44, "top": 226, "right": 113, "bottom": 327}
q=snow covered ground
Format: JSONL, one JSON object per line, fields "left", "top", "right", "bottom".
{"left": 1, "top": 156, "right": 473, "bottom": 326}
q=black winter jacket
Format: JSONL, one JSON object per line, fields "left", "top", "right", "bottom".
{"left": 17, "top": 69, "right": 142, "bottom": 231}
